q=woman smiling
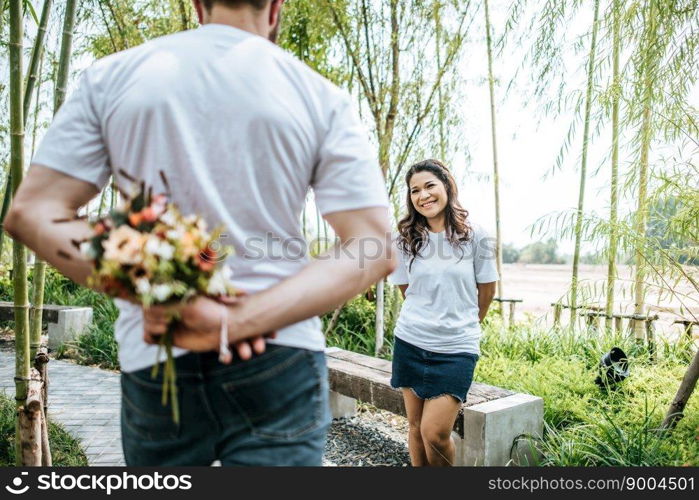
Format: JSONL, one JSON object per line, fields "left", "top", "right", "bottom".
{"left": 389, "top": 159, "right": 499, "bottom": 466}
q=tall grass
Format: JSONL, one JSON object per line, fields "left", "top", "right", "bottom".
{"left": 476, "top": 318, "right": 699, "bottom": 466}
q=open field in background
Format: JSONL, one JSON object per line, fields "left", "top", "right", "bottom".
{"left": 505, "top": 263, "right": 699, "bottom": 340}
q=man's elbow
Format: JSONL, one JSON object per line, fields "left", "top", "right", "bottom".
{"left": 384, "top": 247, "right": 398, "bottom": 276}
{"left": 4, "top": 200, "right": 32, "bottom": 244}
{"left": 4, "top": 205, "right": 22, "bottom": 241}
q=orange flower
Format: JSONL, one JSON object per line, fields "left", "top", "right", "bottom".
{"left": 141, "top": 207, "right": 158, "bottom": 223}
{"left": 196, "top": 247, "right": 217, "bottom": 272}
{"left": 129, "top": 212, "right": 143, "bottom": 226}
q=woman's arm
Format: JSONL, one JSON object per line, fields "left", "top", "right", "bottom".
{"left": 398, "top": 284, "right": 408, "bottom": 299}
{"left": 477, "top": 281, "right": 497, "bottom": 322}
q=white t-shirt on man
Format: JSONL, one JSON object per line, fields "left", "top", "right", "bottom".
{"left": 32, "top": 24, "right": 389, "bottom": 372}
{"left": 388, "top": 225, "right": 499, "bottom": 355}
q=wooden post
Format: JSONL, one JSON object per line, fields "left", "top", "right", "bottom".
{"left": 508, "top": 301, "right": 516, "bottom": 328}
{"left": 673, "top": 320, "right": 698, "bottom": 340}
{"left": 614, "top": 316, "right": 623, "bottom": 335}
{"left": 19, "top": 368, "right": 43, "bottom": 466}
{"left": 553, "top": 303, "right": 562, "bottom": 328}
{"left": 646, "top": 316, "right": 657, "bottom": 361}
{"left": 584, "top": 313, "right": 596, "bottom": 331}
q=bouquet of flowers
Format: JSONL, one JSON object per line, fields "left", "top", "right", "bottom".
{"left": 73, "top": 171, "right": 236, "bottom": 423}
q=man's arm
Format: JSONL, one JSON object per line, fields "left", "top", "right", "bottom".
{"left": 4, "top": 165, "right": 99, "bottom": 284}
{"left": 6, "top": 165, "right": 276, "bottom": 360}
{"left": 477, "top": 281, "right": 497, "bottom": 322}
{"left": 149, "top": 206, "right": 397, "bottom": 351}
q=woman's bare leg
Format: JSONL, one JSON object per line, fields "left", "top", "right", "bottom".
{"left": 401, "top": 388, "right": 428, "bottom": 466}
{"left": 420, "top": 395, "right": 462, "bottom": 466}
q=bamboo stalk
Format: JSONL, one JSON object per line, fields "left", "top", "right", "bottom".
{"left": 23, "top": 0, "right": 53, "bottom": 121}
{"left": 324, "top": 304, "right": 344, "bottom": 337}
{"left": 374, "top": 279, "right": 385, "bottom": 355}
{"left": 570, "top": 0, "right": 601, "bottom": 324}
{"left": 605, "top": 0, "right": 621, "bottom": 330}
{"left": 633, "top": 0, "right": 658, "bottom": 342}
{"left": 0, "top": 0, "right": 53, "bottom": 256}
{"left": 29, "top": 0, "right": 78, "bottom": 363}
{"left": 9, "top": 0, "right": 30, "bottom": 466}
{"left": 484, "top": 0, "right": 505, "bottom": 306}
{"left": 434, "top": 1, "right": 446, "bottom": 160}
{"left": 28, "top": 53, "right": 46, "bottom": 359}
{"left": 54, "top": 0, "right": 78, "bottom": 111}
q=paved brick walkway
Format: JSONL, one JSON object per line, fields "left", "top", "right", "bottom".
{"left": 0, "top": 350, "right": 125, "bottom": 466}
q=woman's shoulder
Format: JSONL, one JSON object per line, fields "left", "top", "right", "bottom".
{"left": 466, "top": 222, "right": 492, "bottom": 242}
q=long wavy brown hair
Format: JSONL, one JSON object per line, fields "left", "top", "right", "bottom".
{"left": 397, "top": 159, "right": 472, "bottom": 270}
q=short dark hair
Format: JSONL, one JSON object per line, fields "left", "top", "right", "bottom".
{"left": 202, "top": 0, "right": 271, "bottom": 10}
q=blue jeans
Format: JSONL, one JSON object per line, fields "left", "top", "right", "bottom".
{"left": 120, "top": 345, "right": 331, "bottom": 466}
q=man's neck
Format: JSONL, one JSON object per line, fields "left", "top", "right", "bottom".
{"left": 204, "top": 5, "right": 267, "bottom": 38}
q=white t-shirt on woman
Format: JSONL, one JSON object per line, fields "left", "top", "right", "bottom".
{"left": 388, "top": 225, "right": 499, "bottom": 355}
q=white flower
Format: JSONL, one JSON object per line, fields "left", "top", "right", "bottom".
{"left": 160, "top": 209, "right": 177, "bottom": 227}
{"left": 152, "top": 284, "right": 173, "bottom": 302}
{"left": 135, "top": 278, "right": 151, "bottom": 295}
{"left": 145, "top": 236, "right": 175, "bottom": 261}
{"left": 79, "top": 241, "right": 96, "bottom": 259}
{"left": 166, "top": 229, "right": 182, "bottom": 241}
{"left": 206, "top": 266, "right": 234, "bottom": 296}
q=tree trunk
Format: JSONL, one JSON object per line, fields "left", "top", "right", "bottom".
{"left": 9, "top": 0, "right": 30, "bottom": 466}
{"left": 484, "top": 0, "right": 504, "bottom": 305}
{"left": 570, "top": 0, "right": 600, "bottom": 323}
{"left": 633, "top": 0, "right": 657, "bottom": 341}
{"left": 605, "top": 0, "right": 621, "bottom": 330}
{"left": 661, "top": 347, "right": 699, "bottom": 429}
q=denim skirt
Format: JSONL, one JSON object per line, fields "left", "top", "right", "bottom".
{"left": 390, "top": 336, "right": 479, "bottom": 403}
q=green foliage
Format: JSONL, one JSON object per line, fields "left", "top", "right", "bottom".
{"left": 322, "top": 288, "right": 400, "bottom": 359}
{"left": 502, "top": 243, "right": 520, "bottom": 264}
{"left": 518, "top": 238, "right": 564, "bottom": 264}
{"left": 0, "top": 393, "right": 88, "bottom": 466}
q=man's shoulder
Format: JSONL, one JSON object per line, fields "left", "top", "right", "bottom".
{"left": 264, "top": 42, "right": 349, "bottom": 103}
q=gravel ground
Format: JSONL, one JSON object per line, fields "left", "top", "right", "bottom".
{"left": 323, "top": 405, "right": 411, "bottom": 467}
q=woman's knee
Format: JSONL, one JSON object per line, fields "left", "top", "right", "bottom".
{"left": 420, "top": 423, "right": 451, "bottom": 448}
{"left": 408, "top": 419, "right": 422, "bottom": 437}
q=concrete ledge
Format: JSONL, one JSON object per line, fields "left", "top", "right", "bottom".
{"left": 329, "top": 390, "right": 357, "bottom": 419}
{"left": 455, "top": 393, "right": 544, "bottom": 466}
{"left": 45, "top": 307, "right": 93, "bottom": 350}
